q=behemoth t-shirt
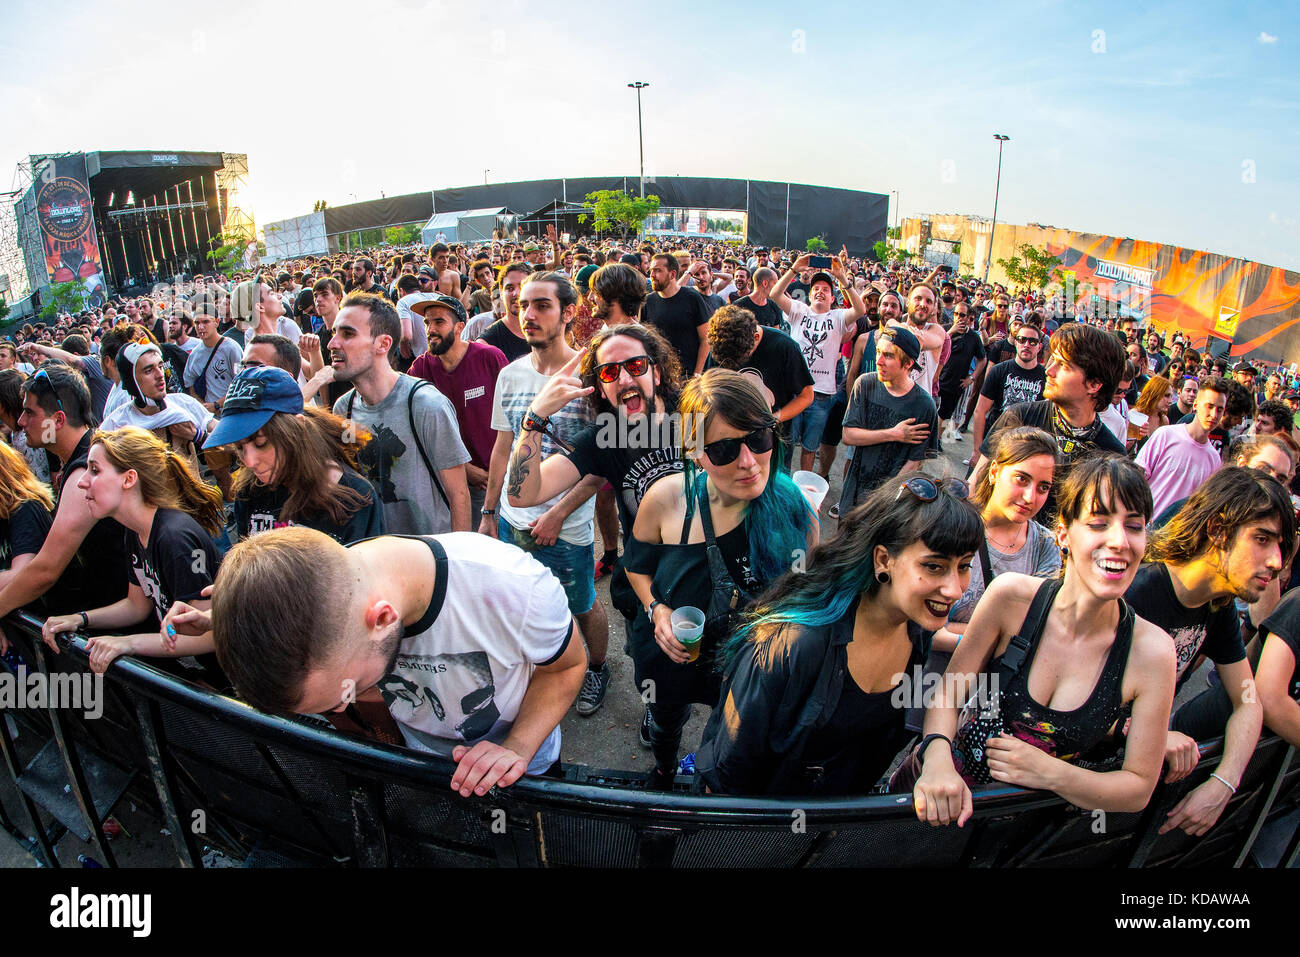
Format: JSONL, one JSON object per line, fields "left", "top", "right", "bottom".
{"left": 126, "top": 507, "right": 222, "bottom": 625}
{"left": 980, "top": 359, "right": 1046, "bottom": 423}
{"left": 1123, "top": 562, "right": 1245, "bottom": 688}
{"left": 233, "top": 467, "right": 385, "bottom": 544}
{"left": 373, "top": 533, "right": 573, "bottom": 775}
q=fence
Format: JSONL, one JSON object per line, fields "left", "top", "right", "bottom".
{"left": 1, "top": 610, "right": 1297, "bottom": 868}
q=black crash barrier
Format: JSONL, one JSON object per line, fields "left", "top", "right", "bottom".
{"left": 1, "top": 609, "right": 1297, "bottom": 868}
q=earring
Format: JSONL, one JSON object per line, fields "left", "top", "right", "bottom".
{"left": 1061, "top": 546, "right": 1070, "bottom": 558}
{"left": 876, "top": 570, "right": 890, "bottom": 585}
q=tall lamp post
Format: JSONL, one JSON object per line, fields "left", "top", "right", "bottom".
{"left": 628, "top": 81, "right": 649, "bottom": 198}
{"left": 484, "top": 169, "right": 490, "bottom": 185}
{"left": 985, "top": 133, "right": 1009, "bottom": 282}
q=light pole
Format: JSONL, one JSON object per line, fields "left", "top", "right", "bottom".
{"left": 628, "top": 81, "right": 649, "bottom": 198}
{"left": 484, "top": 169, "right": 490, "bottom": 186}
{"left": 985, "top": 133, "right": 1009, "bottom": 282}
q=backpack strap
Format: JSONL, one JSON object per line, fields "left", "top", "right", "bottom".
{"left": 407, "top": 379, "right": 450, "bottom": 512}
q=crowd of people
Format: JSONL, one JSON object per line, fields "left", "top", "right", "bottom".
{"left": 2, "top": 233, "right": 1299, "bottom": 841}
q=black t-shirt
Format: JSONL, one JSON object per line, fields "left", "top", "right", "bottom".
{"left": 642, "top": 287, "right": 712, "bottom": 374}
{"left": 985, "top": 336, "right": 1016, "bottom": 366}
{"left": 708, "top": 327, "right": 814, "bottom": 415}
{"left": 980, "top": 359, "right": 1046, "bottom": 422}
{"left": 732, "top": 295, "right": 785, "bottom": 330}
{"left": 981, "top": 400, "right": 1126, "bottom": 522}
{"left": 562, "top": 412, "right": 683, "bottom": 539}
{"left": 233, "top": 467, "right": 386, "bottom": 545}
{"left": 1126, "top": 372, "right": 1150, "bottom": 407}
{"left": 786, "top": 280, "right": 812, "bottom": 306}
{"left": 479, "top": 320, "right": 530, "bottom": 363}
{"left": 938, "top": 329, "right": 986, "bottom": 393}
{"left": 0, "top": 498, "right": 53, "bottom": 569}
{"left": 126, "top": 507, "right": 221, "bottom": 626}
{"left": 1124, "top": 562, "right": 1246, "bottom": 688}
{"left": 1260, "top": 589, "right": 1300, "bottom": 700}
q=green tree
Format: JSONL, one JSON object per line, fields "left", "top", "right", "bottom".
{"left": 872, "top": 240, "right": 891, "bottom": 263}
{"left": 40, "top": 280, "right": 89, "bottom": 320}
{"left": 580, "top": 190, "right": 661, "bottom": 239}
{"left": 996, "top": 243, "right": 1063, "bottom": 291}
{"left": 805, "top": 236, "right": 829, "bottom": 253}
{"left": 385, "top": 224, "right": 421, "bottom": 245}
{"left": 0, "top": 297, "right": 8, "bottom": 323}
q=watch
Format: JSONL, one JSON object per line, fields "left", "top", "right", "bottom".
{"left": 481, "top": 507, "right": 497, "bottom": 516}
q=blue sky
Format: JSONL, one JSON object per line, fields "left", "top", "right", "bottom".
{"left": 1, "top": 0, "right": 1296, "bottom": 268}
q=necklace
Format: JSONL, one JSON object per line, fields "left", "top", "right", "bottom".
{"left": 985, "top": 525, "right": 1026, "bottom": 551}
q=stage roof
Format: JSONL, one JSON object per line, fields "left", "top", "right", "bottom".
{"left": 84, "top": 150, "right": 225, "bottom": 202}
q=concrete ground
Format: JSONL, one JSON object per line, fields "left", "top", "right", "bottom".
{"left": 1, "top": 423, "right": 984, "bottom": 867}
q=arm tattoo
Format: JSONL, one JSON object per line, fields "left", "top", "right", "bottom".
{"left": 507, "top": 438, "right": 538, "bottom": 499}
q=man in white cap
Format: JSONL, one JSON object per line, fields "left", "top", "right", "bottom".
{"left": 101, "top": 340, "right": 216, "bottom": 453}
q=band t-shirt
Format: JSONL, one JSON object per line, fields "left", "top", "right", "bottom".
{"left": 1260, "top": 589, "right": 1300, "bottom": 700}
{"left": 334, "top": 376, "right": 471, "bottom": 536}
{"left": 233, "top": 468, "right": 385, "bottom": 545}
{"left": 786, "top": 300, "right": 849, "bottom": 395}
{"left": 1124, "top": 562, "right": 1246, "bottom": 688}
{"left": 707, "top": 327, "right": 815, "bottom": 416}
{"left": 980, "top": 359, "right": 1046, "bottom": 424}
{"left": 938, "top": 329, "right": 986, "bottom": 394}
{"left": 0, "top": 499, "right": 53, "bottom": 570}
{"left": 732, "top": 295, "right": 785, "bottom": 330}
{"left": 374, "top": 533, "right": 572, "bottom": 775}
{"left": 126, "top": 507, "right": 222, "bottom": 625}
{"left": 642, "top": 287, "right": 712, "bottom": 373}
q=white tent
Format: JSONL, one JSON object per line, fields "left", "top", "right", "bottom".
{"left": 420, "top": 207, "right": 506, "bottom": 245}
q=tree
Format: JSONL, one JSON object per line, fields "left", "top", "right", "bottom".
{"left": 804, "top": 236, "right": 829, "bottom": 253}
{"left": 385, "top": 224, "right": 421, "bottom": 246}
{"left": 580, "top": 190, "right": 661, "bottom": 239}
{"left": 0, "top": 297, "right": 8, "bottom": 323}
{"left": 872, "top": 240, "right": 891, "bottom": 263}
{"left": 40, "top": 280, "right": 89, "bottom": 320}
{"left": 996, "top": 243, "right": 1064, "bottom": 291}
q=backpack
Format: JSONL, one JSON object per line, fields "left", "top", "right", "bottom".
{"left": 344, "top": 379, "right": 450, "bottom": 512}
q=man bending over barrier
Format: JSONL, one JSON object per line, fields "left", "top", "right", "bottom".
{"left": 210, "top": 526, "right": 587, "bottom": 794}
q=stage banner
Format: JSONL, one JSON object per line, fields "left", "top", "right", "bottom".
{"left": 34, "top": 154, "right": 106, "bottom": 307}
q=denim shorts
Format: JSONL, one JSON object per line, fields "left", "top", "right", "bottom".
{"left": 789, "top": 391, "right": 837, "bottom": 452}
{"left": 499, "top": 516, "right": 596, "bottom": 615}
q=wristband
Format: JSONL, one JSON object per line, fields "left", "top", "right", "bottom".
{"left": 523, "top": 410, "right": 550, "bottom": 435}
{"left": 481, "top": 507, "right": 497, "bottom": 516}
{"left": 647, "top": 599, "right": 665, "bottom": 621}
{"left": 1210, "top": 772, "right": 1238, "bottom": 796}
{"left": 78, "top": 611, "right": 89, "bottom": 631}
{"left": 917, "top": 733, "right": 952, "bottom": 766}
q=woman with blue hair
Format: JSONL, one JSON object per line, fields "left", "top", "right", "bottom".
{"left": 696, "top": 473, "right": 983, "bottom": 795}
{"left": 624, "top": 369, "right": 818, "bottom": 790}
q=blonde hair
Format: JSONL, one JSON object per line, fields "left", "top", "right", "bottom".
{"left": 0, "top": 441, "right": 53, "bottom": 519}
{"left": 92, "top": 427, "right": 225, "bottom": 535}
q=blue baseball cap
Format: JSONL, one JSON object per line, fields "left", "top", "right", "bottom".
{"left": 203, "top": 366, "right": 303, "bottom": 448}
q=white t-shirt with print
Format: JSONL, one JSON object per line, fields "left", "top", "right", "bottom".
{"left": 786, "top": 299, "right": 848, "bottom": 395}
{"left": 379, "top": 533, "right": 572, "bottom": 775}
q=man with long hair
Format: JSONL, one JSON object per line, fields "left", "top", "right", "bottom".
{"left": 1125, "top": 467, "right": 1294, "bottom": 837}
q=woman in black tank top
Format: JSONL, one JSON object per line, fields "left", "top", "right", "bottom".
{"left": 910, "top": 455, "right": 1177, "bottom": 826}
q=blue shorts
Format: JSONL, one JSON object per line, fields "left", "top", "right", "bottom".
{"left": 498, "top": 516, "right": 596, "bottom": 615}
{"left": 789, "top": 391, "right": 837, "bottom": 453}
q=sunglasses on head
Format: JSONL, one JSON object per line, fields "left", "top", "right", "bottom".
{"left": 594, "top": 355, "right": 654, "bottom": 383}
{"left": 31, "top": 369, "right": 64, "bottom": 413}
{"left": 895, "top": 475, "right": 970, "bottom": 503}
{"left": 702, "top": 424, "right": 776, "bottom": 467}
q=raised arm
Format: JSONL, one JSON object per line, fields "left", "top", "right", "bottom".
{"left": 769, "top": 254, "right": 810, "bottom": 315}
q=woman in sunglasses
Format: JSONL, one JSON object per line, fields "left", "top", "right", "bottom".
{"left": 910, "top": 455, "right": 1176, "bottom": 826}
{"left": 696, "top": 473, "right": 982, "bottom": 796}
{"left": 624, "top": 369, "right": 817, "bottom": 789}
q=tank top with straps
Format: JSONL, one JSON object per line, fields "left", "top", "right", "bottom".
{"left": 953, "top": 577, "right": 1135, "bottom": 787}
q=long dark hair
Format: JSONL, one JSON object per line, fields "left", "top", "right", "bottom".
{"left": 721, "top": 476, "right": 983, "bottom": 666}
{"left": 580, "top": 323, "right": 683, "bottom": 416}
{"left": 1149, "top": 465, "right": 1295, "bottom": 566}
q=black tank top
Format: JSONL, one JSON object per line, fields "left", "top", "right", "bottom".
{"left": 953, "top": 578, "right": 1135, "bottom": 787}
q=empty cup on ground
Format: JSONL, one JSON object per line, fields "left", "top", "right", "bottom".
{"left": 670, "top": 606, "right": 706, "bottom": 662}
{"left": 792, "top": 470, "right": 829, "bottom": 510}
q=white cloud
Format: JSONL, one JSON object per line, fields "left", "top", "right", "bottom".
{"left": 1259, "top": 31, "right": 1278, "bottom": 44}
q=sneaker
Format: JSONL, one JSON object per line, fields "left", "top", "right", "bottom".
{"left": 827, "top": 503, "right": 840, "bottom": 519}
{"left": 594, "top": 552, "right": 616, "bottom": 582}
{"left": 576, "top": 663, "right": 610, "bottom": 716}
{"left": 638, "top": 705, "right": 653, "bottom": 749}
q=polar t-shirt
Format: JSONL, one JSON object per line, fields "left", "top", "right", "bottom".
{"left": 375, "top": 533, "right": 573, "bottom": 775}
{"left": 786, "top": 299, "right": 848, "bottom": 394}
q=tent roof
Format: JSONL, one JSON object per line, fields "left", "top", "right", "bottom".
{"left": 424, "top": 207, "right": 506, "bottom": 229}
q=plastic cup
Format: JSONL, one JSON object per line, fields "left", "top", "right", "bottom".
{"left": 670, "top": 606, "right": 706, "bottom": 663}
{"left": 792, "top": 470, "right": 829, "bottom": 510}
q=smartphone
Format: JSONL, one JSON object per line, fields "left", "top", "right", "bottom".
{"left": 810, "top": 256, "right": 833, "bottom": 269}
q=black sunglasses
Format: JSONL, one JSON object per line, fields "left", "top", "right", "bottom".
{"left": 703, "top": 425, "right": 776, "bottom": 467}
{"left": 594, "top": 355, "right": 654, "bottom": 383}
{"left": 31, "top": 369, "right": 64, "bottom": 413}
{"left": 895, "top": 476, "right": 970, "bottom": 503}
{"left": 1014, "top": 334, "right": 1041, "bottom": 345}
